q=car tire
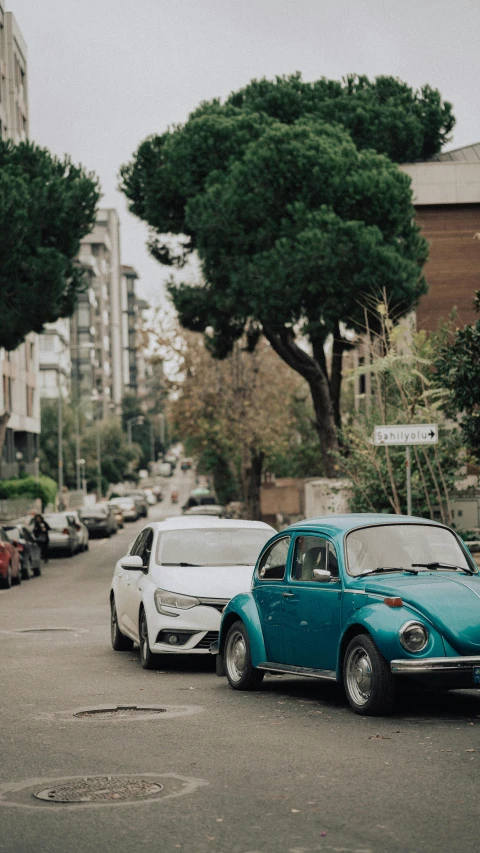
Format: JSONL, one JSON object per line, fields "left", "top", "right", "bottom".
{"left": 110, "top": 598, "right": 134, "bottom": 651}
{"left": 139, "top": 607, "right": 157, "bottom": 670}
{"left": 343, "top": 634, "right": 396, "bottom": 716}
{"left": 224, "top": 621, "right": 264, "bottom": 691}
{"left": 12, "top": 564, "right": 22, "bottom": 585}
{"left": 0, "top": 564, "right": 12, "bottom": 589}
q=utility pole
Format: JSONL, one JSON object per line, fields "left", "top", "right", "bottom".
{"left": 57, "top": 371, "right": 64, "bottom": 510}
{"left": 150, "top": 420, "right": 155, "bottom": 465}
{"left": 96, "top": 428, "right": 102, "bottom": 498}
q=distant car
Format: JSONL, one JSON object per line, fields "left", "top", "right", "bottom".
{"left": 79, "top": 504, "right": 117, "bottom": 538}
{"left": 213, "top": 514, "right": 480, "bottom": 716}
{"left": 65, "top": 511, "right": 89, "bottom": 552}
{"left": 0, "top": 525, "right": 22, "bottom": 587}
{"left": 142, "top": 489, "right": 157, "bottom": 506}
{"left": 183, "top": 505, "right": 228, "bottom": 518}
{"left": 159, "top": 462, "right": 173, "bottom": 477}
{"left": 108, "top": 502, "right": 125, "bottom": 529}
{"left": 151, "top": 485, "right": 163, "bottom": 503}
{"left": 110, "top": 517, "right": 275, "bottom": 669}
{"left": 4, "top": 523, "right": 42, "bottom": 578}
{"left": 109, "top": 496, "right": 139, "bottom": 522}
{"left": 40, "top": 512, "right": 79, "bottom": 557}
{"left": 124, "top": 491, "right": 148, "bottom": 518}
{"left": 181, "top": 459, "right": 192, "bottom": 471}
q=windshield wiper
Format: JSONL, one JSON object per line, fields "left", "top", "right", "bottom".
{"left": 411, "top": 561, "right": 476, "bottom": 576}
{"left": 161, "top": 562, "right": 200, "bottom": 567}
{"left": 360, "top": 566, "right": 419, "bottom": 576}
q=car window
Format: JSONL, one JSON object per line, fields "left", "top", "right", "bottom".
{"left": 140, "top": 530, "right": 154, "bottom": 568}
{"left": 292, "top": 535, "right": 339, "bottom": 581}
{"left": 130, "top": 530, "right": 148, "bottom": 557}
{"left": 257, "top": 537, "right": 291, "bottom": 581}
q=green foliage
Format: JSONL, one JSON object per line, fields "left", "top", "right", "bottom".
{"left": 339, "top": 304, "right": 463, "bottom": 522}
{"left": 0, "top": 475, "right": 57, "bottom": 510}
{"left": 39, "top": 398, "right": 78, "bottom": 487}
{"left": 435, "top": 297, "right": 480, "bottom": 460}
{"left": 0, "top": 140, "right": 100, "bottom": 352}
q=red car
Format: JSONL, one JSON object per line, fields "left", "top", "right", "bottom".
{"left": 0, "top": 525, "right": 22, "bottom": 588}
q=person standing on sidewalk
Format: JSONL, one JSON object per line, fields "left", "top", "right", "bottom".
{"left": 33, "top": 514, "right": 51, "bottom": 563}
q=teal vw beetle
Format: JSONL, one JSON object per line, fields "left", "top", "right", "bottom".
{"left": 212, "top": 514, "right": 480, "bottom": 715}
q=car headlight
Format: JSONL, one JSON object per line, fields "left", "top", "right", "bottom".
{"left": 154, "top": 589, "right": 200, "bottom": 615}
{"left": 399, "top": 621, "right": 429, "bottom": 653}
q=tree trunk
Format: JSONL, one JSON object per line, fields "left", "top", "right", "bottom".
{"left": 243, "top": 448, "right": 264, "bottom": 520}
{"left": 0, "top": 411, "right": 11, "bottom": 466}
{"left": 263, "top": 325, "right": 339, "bottom": 477}
{"left": 330, "top": 326, "right": 345, "bottom": 430}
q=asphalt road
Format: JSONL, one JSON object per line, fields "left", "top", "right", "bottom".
{"left": 1, "top": 472, "right": 479, "bottom": 853}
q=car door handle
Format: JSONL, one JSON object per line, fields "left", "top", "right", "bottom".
{"left": 282, "top": 592, "right": 295, "bottom": 598}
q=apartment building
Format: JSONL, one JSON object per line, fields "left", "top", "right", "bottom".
{"left": 0, "top": 3, "right": 40, "bottom": 479}
{"left": 121, "top": 265, "right": 150, "bottom": 399}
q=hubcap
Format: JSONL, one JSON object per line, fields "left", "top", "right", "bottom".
{"left": 226, "top": 631, "right": 247, "bottom": 683}
{"left": 346, "top": 647, "right": 372, "bottom": 706}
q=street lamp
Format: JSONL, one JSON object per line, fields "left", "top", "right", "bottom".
{"left": 127, "top": 415, "right": 145, "bottom": 445}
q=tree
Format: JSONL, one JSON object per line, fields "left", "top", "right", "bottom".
{"left": 0, "top": 140, "right": 100, "bottom": 452}
{"left": 170, "top": 329, "right": 321, "bottom": 517}
{"left": 120, "top": 74, "right": 448, "bottom": 475}
{"left": 435, "top": 293, "right": 480, "bottom": 460}
{"left": 0, "top": 140, "right": 100, "bottom": 351}
{"left": 81, "top": 419, "right": 141, "bottom": 495}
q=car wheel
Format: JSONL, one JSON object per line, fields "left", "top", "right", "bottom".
{"left": 13, "top": 564, "right": 22, "bottom": 585}
{"left": 224, "top": 621, "right": 264, "bottom": 691}
{"left": 110, "top": 598, "right": 134, "bottom": 651}
{"left": 139, "top": 608, "right": 157, "bottom": 670}
{"left": 0, "top": 564, "right": 12, "bottom": 589}
{"left": 343, "top": 634, "right": 395, "bottom": 716}
{"left": 21, "top": 561, "right": 30, "bottom": 580}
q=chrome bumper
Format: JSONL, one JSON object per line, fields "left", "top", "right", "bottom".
{"left": 391, "top": 656, "right": 480, "bottom": 675}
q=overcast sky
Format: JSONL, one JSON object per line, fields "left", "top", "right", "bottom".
{"left": 10, "top": 0, "right": 480, "bottom": 305}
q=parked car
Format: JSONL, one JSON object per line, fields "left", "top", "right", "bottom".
{"left": 65, "top": 511, "right": 89, "bottom": 552}
{"left": 110, "top": 517, "right": 275, "bottom": 669}
{"left": 124, "top": 491, "right": 148, "bottom": 518}
{"left": 142, "top": 488, "right": 157, "bottom": 506}
{"left": 33, "top": 512, "right": 80, "bottom": 557}
{"left": 79, "top": 504, "right": 117, "bottom": 538}
{"left": 159, "top": 462, "right": 173, "bottom": 477}
{"left": 0, "top": 525, "right": 22, "bottom": 588}
{"left": 213, "top": 513, "right": 480, "bottom": 716}
{"left": 109, "top": 496, "right": 139, "bottom": 522}
{"left": 4, "top": 523, "right": 42, "bottom": 578}
{"left": 151, "top": 485, "right": 163, "bottom": 502}
{"left": 108, "top": 502, "right": 125, "bottom": 529}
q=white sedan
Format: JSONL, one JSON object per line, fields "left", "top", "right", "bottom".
{"left": 110, "top": 517, "right": 275, "bottom": 669}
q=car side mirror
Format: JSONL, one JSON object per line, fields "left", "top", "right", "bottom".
{"left": 121, "top": 555, "right": 144, "bottom": 571}
{"left": 313, "top": 568, "right": 332, "bottom": 583}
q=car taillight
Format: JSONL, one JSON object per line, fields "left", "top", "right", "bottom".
{"left": 63, "top": 528, "right": 69, "bottom": 535}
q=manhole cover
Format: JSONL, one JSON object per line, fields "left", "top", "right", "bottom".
{"left": 74, "top": 706, "right": 167, "bottom": 719}
{"left": 34, "top": 776, "right": 163, "bottom": 803}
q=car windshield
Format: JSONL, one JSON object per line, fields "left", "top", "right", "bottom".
{"left": 156, "top": 528, "right": 271, "bottom": 567}
{"left": 346, "top": 523, "right": 474, "bottom": 577}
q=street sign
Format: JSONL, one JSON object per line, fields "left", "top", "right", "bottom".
{"left": 373, "top": 424, "right": 438, "bottom": 446}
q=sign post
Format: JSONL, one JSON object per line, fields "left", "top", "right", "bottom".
{"left": 373, "top": 424, "right": 438, "bottom": 516}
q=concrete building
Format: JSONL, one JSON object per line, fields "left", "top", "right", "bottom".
{"left": 121, "top": 265, "right": 150, "bottom": 399}
{"left": 0, "top": 3, "right": 40, "bottom": 479}
{"left": 37, "top": 319, "right": 71, "bottom": 400}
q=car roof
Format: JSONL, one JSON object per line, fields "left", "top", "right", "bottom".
{"left": 148, "top": 518, "right": 274, "bottom": 531}
{"left": 286, "top": 513, "right": 446, "bottom": 535}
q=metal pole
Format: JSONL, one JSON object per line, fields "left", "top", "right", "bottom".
{"left": 158, "top": 413, "right": 165, "bottom": 447}
{"left": 96, "top": 429, "right": 102, "bottom": 498}
{"left": 406, "top": 445, "right": 412, "bottom": 516}
{"left": 57, "top": 372, "right": 64, "bottom": 509}
{"left": 150, "top": 421, "right": 155, "bottom": 465}
{"left": 75, "top": 409, "right": 81, "bottom": 491}
{"left": 127, "top": 419, "right": 132, "bottom": 445}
